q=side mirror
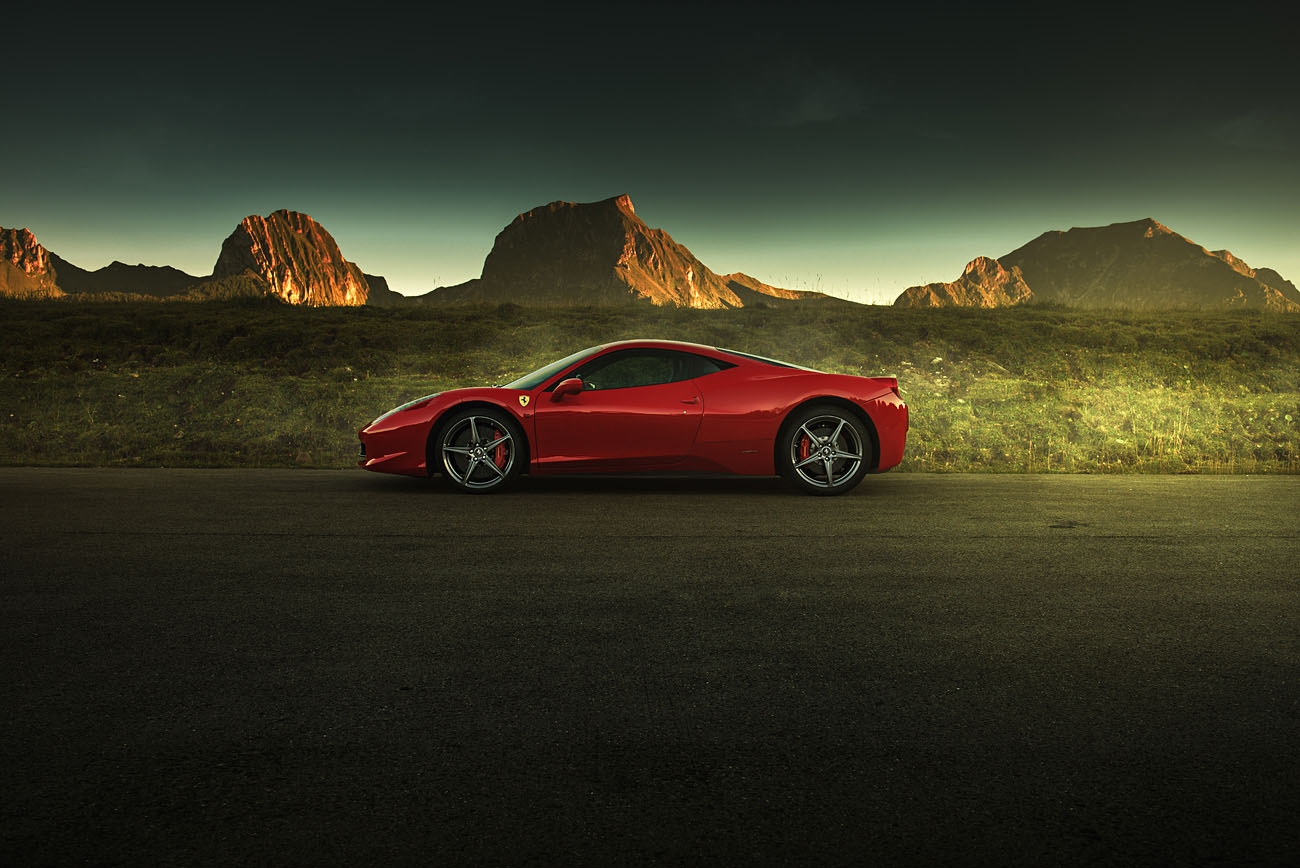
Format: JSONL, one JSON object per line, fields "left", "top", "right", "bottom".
{"left": 552, "top": 377, "right": 584, "bottom": 401}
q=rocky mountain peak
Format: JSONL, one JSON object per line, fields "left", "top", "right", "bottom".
{"left": 429, "top": 195, "right": 821, "bottom": 308}
{"left": 894, "top": 255, "right": 1033, "bottom": 308}
{"left": 0, "top": 226, "right": 63, "bottom": 298}
{"left": 963, "top": 256, "right": 1005, "bottom": 277}
{"left": 1210, "top": 249, "right": 1254, "bottom": 276}
{"left": 211, "top": 210, "right": 369, "bottom": 306}
{"left": 1253, "top": 267, "right": 1299, "bottom": 299}
{"left": 1138, "top": 217, "right": 1174, "bottom": 238}
{"left": 1, "top": 227, "right": 51, "bottom": 275}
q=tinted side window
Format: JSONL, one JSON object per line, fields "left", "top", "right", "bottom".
{"left": 567, "top": 350, "right": 733, "bottom": 390}
{"left": 671, "top": 351, "right": 732, "bottom": 380}
{"left": 577, "top": 351, "right": 676, "bottom": 389}
{"left": 716, "top": 348, "right": 800, "bottom": 368}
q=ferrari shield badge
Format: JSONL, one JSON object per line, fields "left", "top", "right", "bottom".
{"left": 518, "top": 395, "right": 530, "bottom": 407}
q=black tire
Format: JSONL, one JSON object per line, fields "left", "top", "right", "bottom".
{"left": 434, "top": 408, "right": 525, "bottom": 494}
{"left": 777, "top": 404, "right": 872, "bottom": 496}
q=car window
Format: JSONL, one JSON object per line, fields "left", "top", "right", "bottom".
{"left": 567, "top": 349, "right": 733, "bottom": 390}
{"left": 674, "top": 352, "right": 732, "bottom": 380}
{"left": 577, "top": 351, "right": 675, "bottom": 390}
{"left": 716, "top": 347, "right": 816, "bottom": 370}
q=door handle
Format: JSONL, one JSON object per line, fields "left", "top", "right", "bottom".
{"left": 680, "top": 397, "right": 699, "bottom": 404}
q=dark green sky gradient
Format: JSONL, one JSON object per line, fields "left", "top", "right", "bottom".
{"left": 5, "top": 4, "right": 1296, "bottom": 303}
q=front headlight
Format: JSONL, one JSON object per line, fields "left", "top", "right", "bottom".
{"left": 370, "top": 393, "right": 439, "bottom": 427}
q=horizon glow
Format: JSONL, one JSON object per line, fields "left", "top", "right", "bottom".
{"left": 12, "top": 197, "right": 1296, "bottom": 307}
{"left": 4, "top": 7, "right": 1296, "bottom": 306}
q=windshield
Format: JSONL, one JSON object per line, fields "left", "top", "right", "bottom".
{"left": 502, "top": 345, "right": 605, "bottom": 390}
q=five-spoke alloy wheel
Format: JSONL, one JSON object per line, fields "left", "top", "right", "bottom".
{"left": 778, "top": 405, "right": 872, "bottom": 495}
{"left": 437, "top": 409, "right": 523, "bottom": 493}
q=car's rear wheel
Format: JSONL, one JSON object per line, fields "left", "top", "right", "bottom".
{"left": 437, "top": 409, "right": 523, "bottom": 494}
{"left": 778, "top": 405, "right": 871, "bottom": 495}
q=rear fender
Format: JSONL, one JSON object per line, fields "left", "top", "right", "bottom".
{"left": 775, "top": 396, "right": 881, "bottom": 471}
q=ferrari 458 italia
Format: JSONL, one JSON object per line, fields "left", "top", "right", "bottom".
{"left": 359, "top": 340, "right": 907, "bottom": 495}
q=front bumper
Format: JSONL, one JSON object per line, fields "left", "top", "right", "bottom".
{"left": 358, "top": 427, "right": 427, "bottom": 477}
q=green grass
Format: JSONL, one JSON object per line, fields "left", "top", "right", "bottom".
{"left": 2, "top": 298, "right": 1298, "bottom": 472}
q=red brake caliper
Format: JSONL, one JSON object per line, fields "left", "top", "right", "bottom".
{"left": 800, "top": 435, "right": 811, "bottom": 462}
{"left": 492, "top": 427, "right": 507, "bottom": 469}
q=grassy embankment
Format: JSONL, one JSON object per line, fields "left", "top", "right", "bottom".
{"left": 1, "top": 298, "right": 1297, "bottom": 472}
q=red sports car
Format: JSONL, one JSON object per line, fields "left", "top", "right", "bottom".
{"left": 358, "top": 340, "right": 907, "bottom": 495}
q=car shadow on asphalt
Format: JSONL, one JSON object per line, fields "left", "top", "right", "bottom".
{"left": 357, "top": 472, "right": 885, "bottom": 497}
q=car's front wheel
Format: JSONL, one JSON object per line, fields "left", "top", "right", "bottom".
{"left": 777, "top": 405, "right": 871, "bottom": 495}
{"left": 436, "top": 409, "right": 524, "bottom": 493}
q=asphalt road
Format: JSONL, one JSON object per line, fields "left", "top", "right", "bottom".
{"left": 2, "top": 469, "right": 1298, "bottom": 866}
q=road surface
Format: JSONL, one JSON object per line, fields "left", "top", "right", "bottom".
{"left": 2, "top": 469, "right": 1298, "bottom": 865}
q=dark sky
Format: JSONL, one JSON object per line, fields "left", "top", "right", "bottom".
{"left": 7, "top": 3, "right": 1297, "bottom": 302}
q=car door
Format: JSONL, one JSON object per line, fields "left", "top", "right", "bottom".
{"left": 533, "top": 349, "right": 704, "bottom": 470}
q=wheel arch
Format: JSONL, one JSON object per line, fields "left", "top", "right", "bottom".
{"left": 775, "top": 396, "right": 880, "bottom": 472}
{"left": 426, "top": 400, "right": 532, "bottom": 477}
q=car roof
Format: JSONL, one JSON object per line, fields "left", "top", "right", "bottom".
{"left": 598, "top": 339, "right": 721, "bottom": 354}
{"left": 595, "top": 340, "right": 813, "bottom": 371}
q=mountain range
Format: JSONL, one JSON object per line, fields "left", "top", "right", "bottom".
{"left": 894, "top": 218, "right": 1300, "bottom": 312}
{"left": 3, "top": 204, "right": 1296, "bottom": 312}
{"left": 0, "top": 212, "right": 400, "bottom": 306}
{"left": 0, "top": 197, "right": 816, "bottom": 309}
